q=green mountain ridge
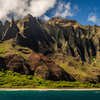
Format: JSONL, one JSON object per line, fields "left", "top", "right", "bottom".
{"left": 0, "top": 14, "right": 100, "bottom": 84}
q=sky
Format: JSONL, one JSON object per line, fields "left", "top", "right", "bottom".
{"left": 0, "top": 0, "right": 100, "bottom": 26}
{"left": 42, "top": 0, "right": 100, "bottom": 26}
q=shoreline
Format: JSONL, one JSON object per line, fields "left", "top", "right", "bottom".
{"left": 0, "top": 88, "right": 100, "bottom": 91}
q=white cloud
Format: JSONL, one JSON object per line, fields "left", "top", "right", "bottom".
{"left": 57, "top": 2, "right": 64, "bottom": 12}
{"left": 0, "top": 0, "right": 56, "bottom": 21}
{"left": 65, "top": 2, "right": 71, "bottom": 10}
{"left": 88, "top": 13, "right": 98, "bottom": 23}
{"left": 73, "top": 4, "right": 81, "bottom": 11}
{"left": 94, "top": 7, "right": 98, "bottom": 11}
{"left": 53, "top": 2, "right": 80, "bottom": 18}
{"left": 30, "top": 0, "right": 56, "bottom": 17}
{"left": 42, "top": 15, "right": 51, "bottom": 21}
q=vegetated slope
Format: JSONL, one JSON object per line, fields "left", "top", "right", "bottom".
{"left": 47, "top": 52, "right": 100, "bottom": 83}
{"left": 0, "top": 14, "right": 100, "bottom": 83}
{"left": 0, "top": 70, "right": 99, "bottom": 88}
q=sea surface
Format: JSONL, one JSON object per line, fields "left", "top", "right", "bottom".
{"left": 0, "top": 90, "right": 100, "bottom": 100}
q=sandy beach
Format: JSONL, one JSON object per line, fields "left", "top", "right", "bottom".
{"left": 0, "top": 88, "right": 100, "bottom": 91}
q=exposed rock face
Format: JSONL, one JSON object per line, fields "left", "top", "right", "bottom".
{"left": 1, "top": 14, "right": 100, "bottom": 64}
{"left": 0, "top": 21, "right": 7, "bottom": 40}
{"left": 15, "top": 14, "right": 59, "bottom": 53}
{"left": 16, "top": 14, "right": 42, "bottom": 51}
{"left": 14, "top": 14, "right": 100, "bottom": 64}
{"left": 28, "top": 52, "right": 52, "bottom": 79}
{"left": 47, "top": 52, "right": 100, "bottom": 83}
{"left": 2, "top": 19, "right": 19, "bottom": 40}
{"left": 4, "top": 20, "right": 10, "bottom": 28}
{"left": 0, "top": 57, "right": 6, "bottom": 70}
{"left": 0, "top": 53, "right": 75, "bottom": 81}
{"left": 28, "top": 52, "right": 75, "bottom": 81}
{"left": 38, "top": 18, "right": 100, "bottom": 64}
{"left": 0, "top": 21, "right": 2, "bottom": 25}
{"left": 4, "top": 54, "right": 32, "bottom": 75}
{"left": 15, "top": 32, "right": 30, "bottom": 47}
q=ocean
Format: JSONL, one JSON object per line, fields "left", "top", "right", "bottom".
{"left": 0, "top": 90, "right": 100, "bottom": 100}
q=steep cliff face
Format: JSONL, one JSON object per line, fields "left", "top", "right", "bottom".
{"left": 15, "top": 14, "right": 60, "bottom": 53}
{"left": 34, "top": 17, "right": 100, "bottom": 64}
{"left": 15, "top": 32, "right": 30, "bottom": 47}
{"left": 40, "top": 19, "right": 98, "bottom": 64}
{"left": 4, "top": 20, "right": 10, "bottom": 28}
{"left": 0, "top": 21, "right": 7, "bottom": 40}
{"left": 4, "top": 54, "right": 32, "bottom": 75}
{"left": 0, "top": 14, "right": 99, "bottom": 64}
{"left": 2, "top": 19, "right": 19, "bottom": 40}
{"left": 14, "top": 14, "right": 100, "bottom": 64}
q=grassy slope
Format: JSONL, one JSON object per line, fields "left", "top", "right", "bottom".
{"left": 0, "top": 39, "right": 32, "bottom": 59}
{"left": 48, "top": 53, "right": 100, "bottom": 82}
{"left": 45, "top": 18, "right": 100, "bottom": 83}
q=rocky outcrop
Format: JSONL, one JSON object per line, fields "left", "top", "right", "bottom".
{"left": 4, "top": 54, "right": 32, "bottom": 75}
{"left": 0, "top": 52, "right": 75, "bottom": 81}
{"left": 0, "top": 21, "right": 7, "bottom": 40}
{"left": 2, "top": 19, "right": 19, "bottom": 40}
{"left": 0, "top": 57, "right": 6, "bottom": 70}
{"left": 15, "top": 32, "right": 30, "bottom": 47}
{"left": 4, "top": 20, "right": 10, "bottom": 28}
{"left": 47, "top": 52, "right": 100, "bottom": 83}
{"left": 15, "top": 14, "right": 60, "bottom": 53}
{"left": 28, "top": 52, "right": 75, "bottom": 81}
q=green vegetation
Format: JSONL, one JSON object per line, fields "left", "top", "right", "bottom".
{"left": 0, "top": 39, "right": 32, "bottom": 59}
{"left": 0, "top": 69, "right": 100, "bottom": 88}
{"left": 0, "top": 49, "right": 5, "bottom": 54}
{"left": 50, "top": 53, "right": 100, "bottom": 83}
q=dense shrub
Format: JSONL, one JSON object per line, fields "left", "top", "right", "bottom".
{"left": 0, "top": 70, "right": 99, "bottom": 88}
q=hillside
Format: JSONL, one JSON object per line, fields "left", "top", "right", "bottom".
{"left": 0, "top": 14, "right": 100, "bottom": 83}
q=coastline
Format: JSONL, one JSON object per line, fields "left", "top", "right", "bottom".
{"left": 0, "top": 88, "right": 100, "bottom": 91}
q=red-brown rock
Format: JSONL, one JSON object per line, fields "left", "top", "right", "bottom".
{"left": 28, "top": 52, "right": 75, "bottom": 81}
{"left": 4, "top": 54, "right": 32, "bottom": 75}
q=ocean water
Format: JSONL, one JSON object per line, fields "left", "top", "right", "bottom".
{"left": 0, "top": 90, "right": 100, "bottom": 100}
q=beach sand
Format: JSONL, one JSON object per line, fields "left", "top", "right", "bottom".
{"left": 0, "top": 88, "right": 100, "bottom": 91}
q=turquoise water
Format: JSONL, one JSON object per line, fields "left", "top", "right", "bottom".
{"left": 0, "top": 90, "right": 100, "bottom": 100}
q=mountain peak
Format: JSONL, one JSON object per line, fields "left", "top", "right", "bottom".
{"left": 4, "top": 20, "right": 10, "bottom": 28}
{"left": 0, "top": 21, "right": 2, "bottom": 25}
{"left": 2, "top": 19, "right": 19, "bottom": 40}
{"left": 10, "top": 19, "right": 16, "bottom": 27}
{"left": 27, "top": 14, "right": 33, "bottom": 17}
{"left": 24, "top": 14, "right": 35, "bottom": 20}
{"left": 49, "top": 17, "right": 62, "bottom": 21}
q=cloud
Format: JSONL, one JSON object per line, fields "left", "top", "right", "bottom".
{"left": 0, "top": 0, "right": 56, "bottom": 21}
{"left": 94, "top": 7, "right": 98, "bottom": 11}
{"left": 42, "top": 2, "right": 80, "bottom": 21}
{"left": 73, "top": 4, "right": 81, "bottom": 11}
{"left": 88, "top": 13, "right": 98, "bottom": 23}
{"left": 42, "top": 15, "right": 51, "bottom": 21}
{"left": 53, "top": 2, "right": 80, "bottom": 18}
